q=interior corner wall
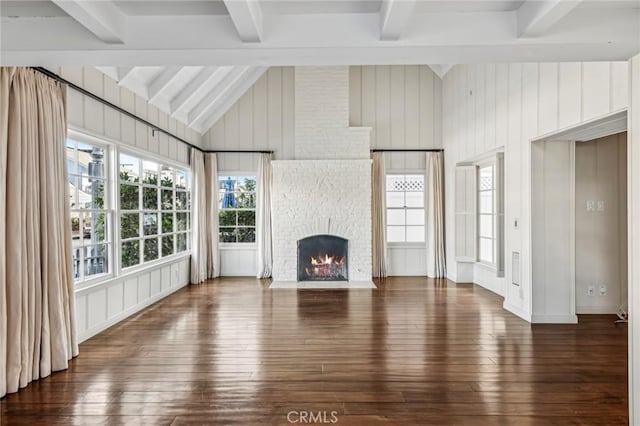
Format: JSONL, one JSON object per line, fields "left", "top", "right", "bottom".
{"left": 53, "top": 67, "right": 200, "bottom": 342}
{"left": 442, "top": 62, "right": 629, "bottom": 321}
{"left": 203, "top": 65, "right": 443, "bottom": 277}
{"left": 575, "top": 133, "right": 627, "bottom": 314}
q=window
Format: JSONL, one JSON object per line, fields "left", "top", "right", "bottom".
{"left": 477, "top": 164, "right": 496, "bottom": 265}
{"left": 386, "top": 174, "right": 425, "bottom": 243}
{"left": 218, "top": 175, "right": 256, "bottom": 243}
{"left": 67, "top": 139, "right": 110, "bottom": 281}
{"left": 119, "top": 153, "right": 191, "bottom": 269}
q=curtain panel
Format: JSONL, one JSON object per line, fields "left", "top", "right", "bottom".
{"left": 0, "top": 67, "right": 79, "bottom": 397}
{"left": 204, "top": 153, "right": 220, "bottom": 279}
{"left": 256, "top": 153, "right": 273, "bottom": 278}
{"left": 371, "top": 152, "right": 388, "bottom": 278}
{"left": 426, "top": 151, "right": 446, "bottom": 278}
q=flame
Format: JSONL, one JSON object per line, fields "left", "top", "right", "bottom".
{"left": 311, "top": 254, "right": 335, "bottom": 266}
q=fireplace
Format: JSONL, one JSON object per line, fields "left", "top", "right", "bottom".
{"left": 297, "top": 235, "right": 348, "bottom": 281}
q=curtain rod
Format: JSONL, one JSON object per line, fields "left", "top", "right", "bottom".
{"left": 207, "top": 150, "right": 274, "bottom": 154}
{"left": 30, "top": 67, "right": 204, "bottom": 153}
{"left": 371, "top": 149, "right": 444, "bottom": 152}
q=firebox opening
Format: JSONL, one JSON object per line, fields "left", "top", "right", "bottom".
{"left": 297, "top": 235, "right": 348, "bottom": 281}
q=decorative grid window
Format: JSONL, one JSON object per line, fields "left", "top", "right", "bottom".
{"left": 119, "top": 153, "right": 191, "bottom": 269}
{"left": 218, "top": 175, "right": 256, "bottom": 243}
{"left": 477, "top": 164, "right": 496, "bottom": 265}
{"left": 67, "top": 139, "right": 111, "bottom": 282}
{"left": 386, "top": 174, "right": 425, "bottom": 243}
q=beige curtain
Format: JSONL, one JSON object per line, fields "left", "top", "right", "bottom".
{"left": 1, "top": 67, "right": 78, "bottom": 398}
{"left": 256, "top": 153, "right": 273, "bottom": 278}
{"left": 190, "top": 151, "right": 219, "bottom": 283}
{"left": 426, "top": 151, "right": 446, "bottom": 278}
{"left": 371, "top": 152, "right": 388, "bottom": 278}
{"left": 204, "top": 153, "right": 220, "bottom": 279}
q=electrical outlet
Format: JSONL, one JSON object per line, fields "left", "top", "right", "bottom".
{"left": 587, "top": 286, "right": 595, "bottom": 296}
{"left": 599, "top": 285, "right": 607, "bottom": 296}
{"left": 597, "top": 201, "right": 605, "bottom": 211}
{"left": 586, "top": 200, "right": 596, "bottom": 212}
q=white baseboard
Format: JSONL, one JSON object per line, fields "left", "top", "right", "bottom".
{"left": 78, "top": 281, "right": 189, "bottom": 343}
{"left": 576, "top": 305, "right": 619, "bottom": 314}
{"left": 531, "top": 314, "right": 578, "bottom": 324}
{"left": 503, "top": 301, "right": 532, "bottom": 322}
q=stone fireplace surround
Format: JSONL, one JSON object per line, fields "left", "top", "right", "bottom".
{"left": 270, "top": 67, "right": 373, "bottom": 284}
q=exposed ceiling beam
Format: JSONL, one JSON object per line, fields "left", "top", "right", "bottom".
{"left": 517, "top": 0, "right": 583, "bottom": 38}
{"left": 170, "top": 66, "right": 232, "bottom": 118}
{"left": 380, "top": 0, "right": 416, "bottom": 41}
{"left": 223, "top": 0, "right": 263, "bottom": 42}
{"left": 198, "top": 67, "right": 268, "bottom": 133}
{"left": 50, "top": 0, "right": 125, "bottom": 44}
{"left": 188, "top": 66, "right": 251, "bottom": 126}
{"left": 148, "top": 66, "right": 183, "bottom": 103}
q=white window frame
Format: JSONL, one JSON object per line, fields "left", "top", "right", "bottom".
{"left": 117, "top": 147, "right": 192, "bottom": 274}
{"left": 475, "top": 154, "right": 504, "bottom": 273}
{"left": 67, "top": 130, "right": 115, "bottom": 289}
{"left": 385, "top": 171, "right": 427, "bottom": 247}
{"left": 218, "top": 172, "right": 257, "bottom": 247}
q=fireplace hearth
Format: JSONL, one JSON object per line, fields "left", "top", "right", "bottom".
{"left": 297, "top": 235, "right": 348, "bottom": 281}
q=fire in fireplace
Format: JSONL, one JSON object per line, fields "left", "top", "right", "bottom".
{"left": 297, "top": 235, "right": 348, "bottom": 281}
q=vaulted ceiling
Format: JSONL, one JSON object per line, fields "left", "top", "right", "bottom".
{"left": 2, "top": 0, "right": 639, "bottom": 134}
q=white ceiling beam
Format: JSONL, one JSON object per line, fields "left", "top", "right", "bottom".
{"left": 170, "top": 66, "right": 232, "bottom": 118}
{"left": 517, "top": 0, "right": 583, "bottom": 38}
{"left": 188, "top": 66, "right": 251, "bottom": 126}
{"left": 427, "top": 64, "right": 453, "bottom": 79}
{"left": 50, "top": 0, "right": 125, "bottom": 44}
{"left": 148, "top": 66, "right": 183, "bottom": 103}
{"left": 380, "top": 0, "right": 416, "bottom": 41}
{"left": 223, "top": 0, "right": 263, "bottom": 42}
{"left": 197, "top": 67, "right": 268, "bottom": 133}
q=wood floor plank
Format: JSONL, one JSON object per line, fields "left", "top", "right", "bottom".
{"left": 0, "top": 277, "right": 629, "bottom": 425}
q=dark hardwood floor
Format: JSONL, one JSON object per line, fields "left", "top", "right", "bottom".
{"left": 1, "top": 277, "right": 628, "bottom": 425}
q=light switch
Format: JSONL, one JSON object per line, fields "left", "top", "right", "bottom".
{"left": 597, "top": 201, "right": 605, "bottom": 211}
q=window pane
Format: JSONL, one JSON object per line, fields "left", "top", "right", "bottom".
{"left": 237, "top": 211, "right": 255, "bottom": 227}
{"left": 85, "top": 244, "right": 108, "bottom": 277}
{"left": 121, "top": 240, "right": 140, "bottom": 268}
{"left": 236, "top": 177, "right": 256, "bottom": 208}
{"left": 219, "top": 227, "right": 236, "bottom": 243}
{"left": 406, "top": 226, "right": 425, "bottom": 242}
{"left": 161, "top": 189, "right": 174, "bottom": 210}
{"left": 176, "top": 170, "right": 188, "bottom": 189}
{"left": 161, "top": 213, "right": 174, "bottom": 234}
{"left": 220, "top": 176, "right": 237, "bottom": 208}
{"left": 387, "top": 209, "right": 405, "bottom": 226}
{"left": 479, "top": 166, "right": 494, "bottom": 190}
{"left": 386, "top": 175, "right": 405, "bottom": 191}
{"left": 161, "top": 167, "right": 174, "bottom": 187}
{"left": 69, "top": 177, "right": 79, "bottom": 209}
{"left": 387, "top": 226, "right": 405, "bottom": 243}
{"left": 120, "top": 184, "right": 139, "bottom": 210}
{"left": 144, "top": 238, "right": 159, "bottom": 262}
{"left": 71, "top": 246, "right": 81, "bottom": 280}
{"left": 79, "top": 177, "right": 105, "bottom": 209}
{"left": 119, "top": 153, "right": 140, "bottom": 182}
{"left": 405, "top": 191, "right": 424, "bottom": 208}
{"left": 143, "top": 213, "right": 158, "bottom": 236}
{"left": 176, "top": 191, "right": 188, "bottom": 210}
{"left": 386, "top": 191, "right": 404, "bottom": 208}
{"left": 404, "top": 175, "right": 424, "bottom": 192}
{"left": 219, "top": 210, "right": 236, "bottom": 226}
{"left": 66, "top": 141, "right": 76, "bottom": 174}
{"left": 479, "top": 191, "right": 494, "bottom": 214}
{"left": 238, "top": 227, "right": 255, "bottom": 243}
{"left": 479, "top": 237, "right": 494, "bottom": 263}
{"left": 142, "top": 160, "right": 158, "bottom": 184}
{"left": 176, "top": 212, "right": 188, "bottom": 231}
{"left": 406, "top": 209, "right": 425, "bottom": 225}
{"left": 120, "top": 213, "right": 139, "bottom": 239}
{"left": 162, "top": 235, "right": 174, "bottom": 257}
{"left": 479, "top": 214, "right": 493, "bottom": 238}
{"left": 85, "top": 212, "right": 107, "bottom": 243}
{"left": 143, "top": 187, "right": 158, "bottom": 210}
{"left": 71, "top": 212, "right": 81, "bottom": 242}
{"left": 77, "top": 143, "right": 104, "bottom": 178}
{"left": 176, "top": 233, "right": 188, "bottom": 252}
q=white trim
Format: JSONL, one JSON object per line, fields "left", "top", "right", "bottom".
{"left": 531, "top": 109, "right": 628, "bottom": 143}
{"left": 531, "top": 314, "right": 578, "bottom": 324}
{"left": 503, "top": 301, "right": 532, "bottom": 322}
{"left": 576, "top": 306, "right": 620, "bottom": 314}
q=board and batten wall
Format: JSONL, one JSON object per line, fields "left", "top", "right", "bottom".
{"left": 442, "top": 62, "right": 629, "bottom": 322}
{"left": 50, "top": 67, "right": 200, "bottom": 342}
{"left": 203, "top": 65, "right": 443, "bottom": 277}
{"left": 575, "top": 133, "right": 627, "bottom": 314}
